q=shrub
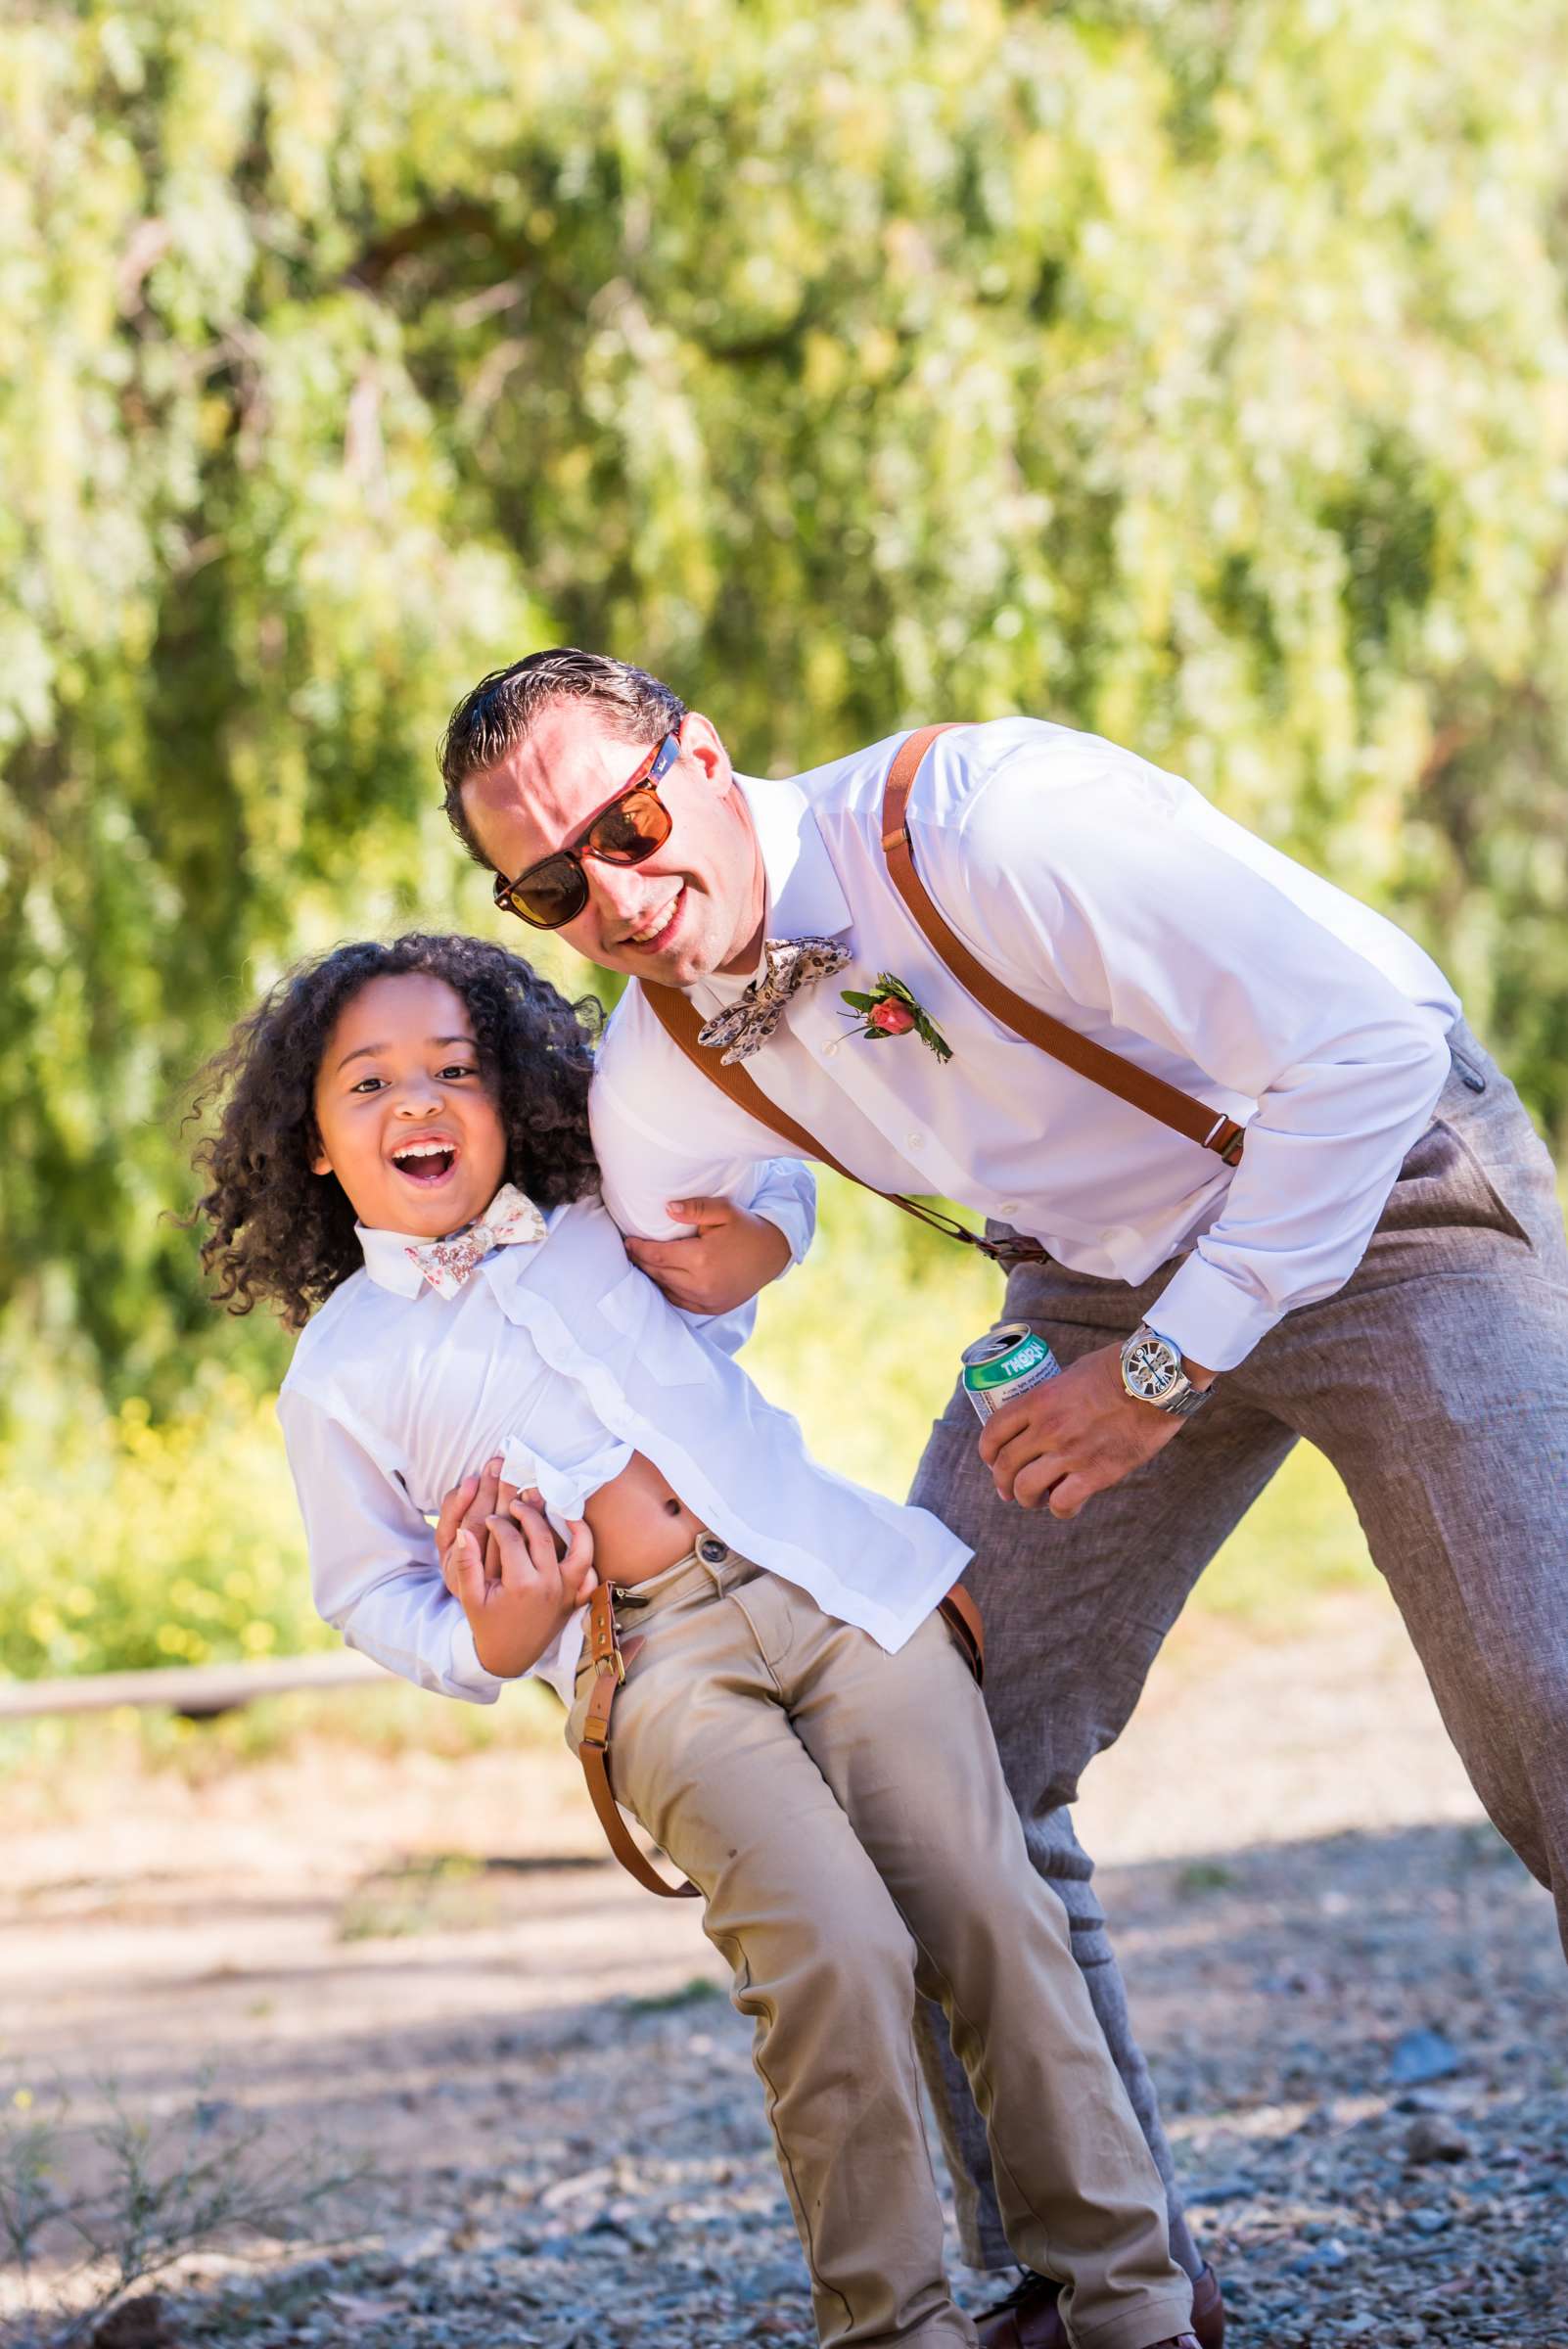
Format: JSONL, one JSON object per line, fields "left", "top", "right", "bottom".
{"left": 0, "top": 1373, "right": 323, "bottom": 1681}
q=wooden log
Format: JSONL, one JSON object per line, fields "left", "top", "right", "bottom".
{"left": 0, "top": 1648, "right": 389, "bottom": 1722}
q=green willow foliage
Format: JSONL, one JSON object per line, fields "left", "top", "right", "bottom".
{"left": 4, "top": 0, "right": 1568, "bottom": 1404}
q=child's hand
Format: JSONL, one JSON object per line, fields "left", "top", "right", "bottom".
{"left": 623, "top": 1197, "right": 791, "bottom": 1315}
{"left": 436, "top": 1456, "right": 527, "bottom": 1586}
{"left": 443, "top": 1493, "right": 597, "bottom": 1681}
{"left": 436, "top": 1455, "right": 504, "bottom": 1576}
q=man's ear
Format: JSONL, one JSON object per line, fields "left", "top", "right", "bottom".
{"left": 680, "top": 712, "right": 731, "bottom": 798}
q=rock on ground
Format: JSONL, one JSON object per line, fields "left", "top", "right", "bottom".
{"left": 2, "top": 1589, "right": 1563, "bottom": 2347}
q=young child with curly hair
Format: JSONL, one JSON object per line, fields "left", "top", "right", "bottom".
{"left": 191, "top": 931, "right": 1198, "bottom": 2349}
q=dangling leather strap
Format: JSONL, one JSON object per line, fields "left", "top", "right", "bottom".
{"left": 578, "top": 1582, "right": 700, "bottom": 1900}
{"left": 882, "top": 726, "right": 1246, "bottom": 1167}
{"left": 639, "top": 983, "right": 1046, "bottom": 1267}
{"left": 577, "top": 1576, "right": 984, "bottom": 1897}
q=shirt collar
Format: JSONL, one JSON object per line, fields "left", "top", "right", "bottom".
{"left": 734, "top": 772, "right": 852, "bottom": 946}
{"left": 356, "top": 1221, "right": 433, "bottom": 1298}
{"left": 354, "top": 1197, "right": 564, "bottom": 1299}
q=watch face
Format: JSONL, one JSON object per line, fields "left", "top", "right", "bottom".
{"left": 1124, "top": 1334, "right": 1181, "bottom": 1402}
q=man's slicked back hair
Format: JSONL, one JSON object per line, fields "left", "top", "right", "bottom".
{"left": 439, "top": 649, "right": 687, "bottom": 868}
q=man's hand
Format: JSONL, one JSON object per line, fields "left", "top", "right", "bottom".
{"left": 623, "top": 1197, "right": 791, "bottom": 1315}
{"left": 978, "top": 1340, "right": 1209, "bottom": 1518}
{"left": 442, "top": 1490, "right": 597, "bottom": 1680}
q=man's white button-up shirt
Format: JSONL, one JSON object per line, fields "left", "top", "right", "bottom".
{"left": 590, "top": 717, "right": 1460, "bottom": 1371}
{"left": 277, "top": 1193, "right": 970, "bottom": 1709}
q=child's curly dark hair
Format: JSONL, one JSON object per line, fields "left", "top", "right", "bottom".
{"left": 189, "top": 933, "right": 602, "bottom": 1330}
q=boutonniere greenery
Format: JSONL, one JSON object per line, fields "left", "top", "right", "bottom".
{"left": 840, "top": 972, "right": 953, "bottom": 1063}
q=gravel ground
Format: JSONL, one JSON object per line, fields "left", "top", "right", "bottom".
{"left": 3, "top": 1590, "right": 1564, "bottom": 2349}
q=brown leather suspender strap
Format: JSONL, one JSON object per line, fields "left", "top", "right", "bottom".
{"left": 578, "top": 1577, "right": 984, "bottom": 1897}
{"left": 636, "top": 988, "right": 863, "bottom": 1187}
{"left": 640, "top": 724, "right": 1243, "bottom": 1237}
{"left": 638, "top": 981, "right": 1037, "bottom": 1264}
{"left": 578, "top": 1583, "right": 700, "bottom": 1900}
{"left": 883, "top": 727, "right": 1246, "bottom": 1167}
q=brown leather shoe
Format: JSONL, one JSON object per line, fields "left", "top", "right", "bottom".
{"left": 975, "top": 2263, "right": 1223, "bottom": 2349}
{"left": 1190, "top": 2263, "right": 1224, "bottom": 2348}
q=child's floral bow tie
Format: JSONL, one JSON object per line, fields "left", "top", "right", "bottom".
{"left": 404, "top": 1183, "right": 546, "bottom": 1298}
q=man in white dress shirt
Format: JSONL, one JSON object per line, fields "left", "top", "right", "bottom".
{"left": 439, "top": 648, "right": 1568, "bottom": 2348}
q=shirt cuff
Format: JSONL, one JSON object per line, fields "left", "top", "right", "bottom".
{"left": 750, "top": 1195, "right": 811, "bottom": 1268}
{"left": 1144, "top": 1256, "right": 1286, "bottom": 1376}
{"left": 446, "top": 1616, "right": 510, "bottom": 1705}
{"left": 741, "top": 1161, "right": 816, "bottom": 1268}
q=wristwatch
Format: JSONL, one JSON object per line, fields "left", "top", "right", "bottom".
{"left": 1119, "top": 1323, "right": 1212, "bottom": 1419}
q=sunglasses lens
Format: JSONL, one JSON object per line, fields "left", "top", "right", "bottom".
{"left": 506, "top": 856, "right": 588, "bottom": 931}
{"left": 493, "top": 758, "right": 674, "bottom": 930}
{"left": 587, "top": 785, "right": 672, "bottom": 865}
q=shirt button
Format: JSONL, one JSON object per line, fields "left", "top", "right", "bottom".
{"left": 905, "top": 1130, "right": 925, "bottom": 1153}
{"left": 999, "top": 1200, "right": 1021, "bottom": 1218}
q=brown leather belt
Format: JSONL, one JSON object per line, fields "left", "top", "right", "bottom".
{"left": 577, "top": 1569, "right": 986, "bottom": 1900}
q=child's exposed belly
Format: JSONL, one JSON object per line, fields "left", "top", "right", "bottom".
{"left": 583, "top": 1451, "right": 706, "bottom": 1588}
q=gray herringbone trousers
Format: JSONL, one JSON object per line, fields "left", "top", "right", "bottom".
{"left": 909, "top": 1024, "right": 1568, "bottom": 2271}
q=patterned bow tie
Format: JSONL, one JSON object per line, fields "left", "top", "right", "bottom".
{"left": 404, "top": 1182, "right": 547, "bottom": 1299}
{"left": 697, "top": 937, "right": 853, "bottom": 1065}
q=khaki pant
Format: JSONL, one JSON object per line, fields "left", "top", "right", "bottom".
{"left": 566, "top": 1541, "right": 1193, "bottom": 2349}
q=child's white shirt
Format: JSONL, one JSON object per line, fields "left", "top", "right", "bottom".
{"left": 278, "top": 1193, "right": 970, "bottom": 1707}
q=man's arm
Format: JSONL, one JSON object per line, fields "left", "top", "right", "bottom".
{"left": 591, "top": 990, "right": 817, "bottom": 1320}
{"left": 925, "top": 734, "right": 1454, "bottom": 1512}
{"left": 933, "top": 737, "right": 1455, "bottom": 1367}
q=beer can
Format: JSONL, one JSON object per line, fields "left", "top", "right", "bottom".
{"left": 961, "top": 1323, "right": 1061, "bottom": 1422}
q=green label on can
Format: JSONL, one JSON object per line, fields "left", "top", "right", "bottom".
{"left": 964, "top": 1332, "right": 1052, "bottom": 1392}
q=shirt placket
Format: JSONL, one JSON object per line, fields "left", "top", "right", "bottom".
{"left": 781, "top": 984, "right": 978, "bottom": 1204}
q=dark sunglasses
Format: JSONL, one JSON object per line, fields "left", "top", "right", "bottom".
{"left": 491, "top": 732, "right": 681, "bottom": 931}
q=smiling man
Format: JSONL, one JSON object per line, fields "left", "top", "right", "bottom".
{"left": 440, "top": 648, "right": 1568, "bottom": 2349}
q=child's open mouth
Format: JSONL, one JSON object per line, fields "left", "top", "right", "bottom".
{"left": 391, "top": 1141, "right": 458, "bottom": 1187}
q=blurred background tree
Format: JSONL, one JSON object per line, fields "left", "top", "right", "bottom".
{"left": 3, "top": 0, "right": 1567, "bottom": 1670}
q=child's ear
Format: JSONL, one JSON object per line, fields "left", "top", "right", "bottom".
{"left": 310, "top": 1150, "right": 332, "bottom": 1176}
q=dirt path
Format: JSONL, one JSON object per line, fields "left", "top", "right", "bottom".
{"left": 3, "top": 1588, "right": 1563, "bottom": 2348}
